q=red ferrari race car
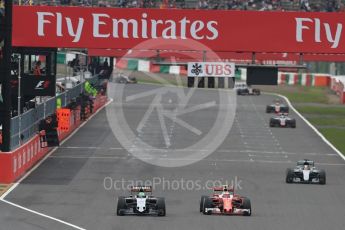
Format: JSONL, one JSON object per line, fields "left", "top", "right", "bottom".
{"left": 200, "top": 185, "right": 252, "bottom": 216}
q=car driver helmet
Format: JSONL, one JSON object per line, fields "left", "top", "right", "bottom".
{"left": 222, "top": 192, "right": 230, "bottom": 198}
{"left": 303, "top": 162, "right": 310, "bottom": 170}
{"left": 138, "top": 191, "right": 145, "bottom": 198}
{"left": 222, "top": 190, "right": 234, "bottom": 198}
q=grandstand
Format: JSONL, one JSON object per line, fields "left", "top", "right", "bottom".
{"left": 14, "top": 0, "right": 345, "bottom": 12}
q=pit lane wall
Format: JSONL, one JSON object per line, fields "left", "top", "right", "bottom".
{"left": 0, "top": 95, "right": 108, "bottom": 184}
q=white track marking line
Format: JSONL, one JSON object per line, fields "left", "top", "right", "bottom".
{"left": 136, "top": 95, "right": 160, "bottom": 132}
{"left": 164, "top": 112, "right": 202, "bottom": 135}
{"left": 54, "top": 146, "right": 338, "bottom": 156}
{"left": 157, "top": 103, "right": 171, "bottom": 147}
{"left": 317, "top": 163, "right": 345, "bottom": 166}
{"left": 264, "top": 92, "right": 345, "bottom": 161}
{"left": 249, "top": 154, "right": 289, "bottom": 159}
{"left": 0, "top": 99, "right": 112, "bottom": 229}
{"left": 174, "top": 101, "right": 217, "bottom": 116}
{"left": 47, "top": 155, "right": 345, "bottom": 166}
{"left": 1, "top": 199, "right": 86, "bottom": 230}
{"left": 48, "top": 155, "right": 289, "bottom": 163}
{"left": 243, "top": 96, "right": 286, "bottom": 159}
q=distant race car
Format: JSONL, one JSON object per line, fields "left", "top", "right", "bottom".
{"left": 269, "top": 113, "right": 296, "bottom": 128}
{"left": 266, "top": 99, "right": 289, "bottom": 113}
{"left": 236, "top": 83, "right": 261, "bottom": 96}
{"left": 116, "top": 186, "right": 166, "bottom": 216}
{"left": 200, "top": 185, "right": 251, "bottom": 216}
{"left": 286, "top": 159, "right": 326, "bottom": 184}
{"left": 115, "top": 73, "right": 137, "bottom": 84}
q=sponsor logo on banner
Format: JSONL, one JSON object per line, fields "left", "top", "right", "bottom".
{"left": 188, "top": 62, "right": 235, "bottom": 77}
{"left": 35, "top": 80, "right": 51, "bottom": 90}
{"left": 22, "top": 76, "right": 56, "bottom": 96}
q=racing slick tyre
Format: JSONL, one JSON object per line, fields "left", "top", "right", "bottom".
{"left": 129, "top": 77, "right": 137, "bottom": 84}
{"left": 291, "top": 120, "right": 296, "bottom": 128}
{"left": 116, "top": 78, "right": 124, "bottom": 84}
{"left": 117, "top": 196, "right": 127, "bottom": 216}
{"left": 269, "top": 119, "right": 275, "bottom": 127}
{"left": 266, "top": 106, "right": 272, "bottom": 113}
{"left": 286, "top": 168, "right": 294, "bottom": 183}
{"left": 200, "top": 195, "right": 208, "bottom": 212}
{"left": 319, "top": 170, "right": 326, "bottom": 185}
{"left": 202, "top": 197, "right": 213, "bottom": 215}
{"left": 157, "top": 197, "right": 166, "bottom": 216}
{"left": 242, "top": 197, "right": 252, "bottom": 216}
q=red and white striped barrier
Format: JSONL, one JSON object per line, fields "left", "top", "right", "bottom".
{"left": 331, "top": 76, "right": 345, "bottom": 104}
{"left": 278, "top": 72, "right": 331, "bottom": 87}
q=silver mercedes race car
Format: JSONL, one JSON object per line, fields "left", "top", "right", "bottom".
{"left": 116, "top": 186, "right": 166, "bottom": 216}
{"left": 269, "top": 113, "right": 296, "bottom": 128}
{"left": 286, "top": 160, "right": 326, "bottom": 184}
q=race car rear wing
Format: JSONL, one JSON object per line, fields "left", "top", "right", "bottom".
{"left": 278, "top": 112, "right": 289, "bottom": 116}
{"left": 213, "top": 185, "right": 234, "bottom": 192}
{"left": 297, "top": 160, "right": 315, "bottom": 167}
{"left": 130, "top": 186, "right": 152, "bottom": 193}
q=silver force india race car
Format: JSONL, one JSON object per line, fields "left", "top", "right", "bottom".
{"left": 266, "top": 99, "right": 289, "bottom": 113}
{"left": 117, "top": 186, "right": 166, "bottom": 216}
{"left": 269, "top": 113, "right": 296, "bottom": 128}
{"left": 236, "top": 83, "right": 261, "bottom": 96}
{"left": 200, "top": 185, "right": 251, "bottom": 216}
{"left": 286, "top": 160, "right": 326, "bottom": 184}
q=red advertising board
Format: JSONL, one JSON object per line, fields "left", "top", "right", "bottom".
{"left": 12, "top": 6, "right": 345, "bottom": 54}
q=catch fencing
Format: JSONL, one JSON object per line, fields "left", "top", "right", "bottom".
{"left": 9, "top": 75, "right": 98, "bottom": 150}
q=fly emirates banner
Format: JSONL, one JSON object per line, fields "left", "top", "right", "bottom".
{"left": 12, "top": 6, "right": 345, "bottom": 53}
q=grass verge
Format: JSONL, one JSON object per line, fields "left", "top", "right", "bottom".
{"left": 277, "top": 87, "right": 329, "bottom": 104}
{"left": 261, "top": 85, "right": 345, "bottom": 156}
{"left": 319, "top": 128, "right": 345, "bottom": 154}
{"left": 306, "top": 117, "right": 345, "bottom": 127}
{"left": 0, "top": 184, "right": 11, "bottom": 197}
{"left": 294, "top": 106, "right": 345, "bottom": 116}
{"left": 258, "top": 85, "right": 331, "bottom": 103}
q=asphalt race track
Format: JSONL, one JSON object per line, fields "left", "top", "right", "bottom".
{"left": 1, "top": 84, "right": 345, "bottom": 230}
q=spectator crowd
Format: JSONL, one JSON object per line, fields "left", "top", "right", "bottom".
{"left": 14, "top": 0, "right": 345, "bottom": 12}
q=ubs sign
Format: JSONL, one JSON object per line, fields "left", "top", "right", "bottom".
{"left": 187, "top": 62, "right": 235, "bottom": 77}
